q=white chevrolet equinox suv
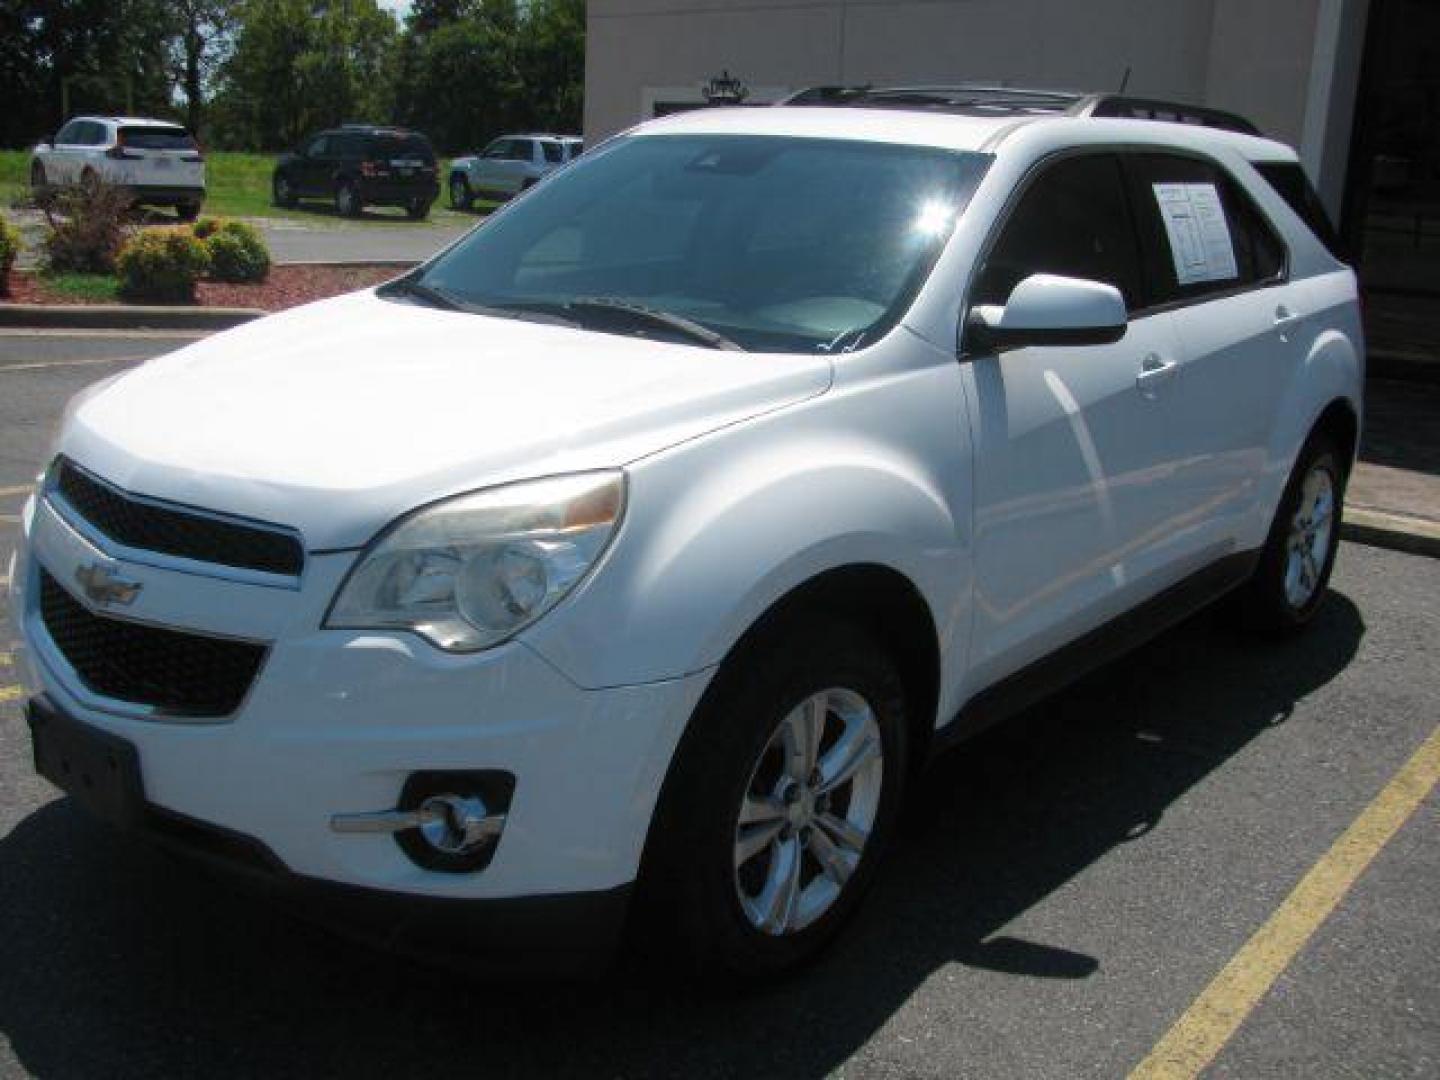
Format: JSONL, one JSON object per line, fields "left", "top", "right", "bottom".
{"left": 9, "top": 87, "right": 1363, "bottom": 979}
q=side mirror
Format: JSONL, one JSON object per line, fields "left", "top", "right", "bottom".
{"left": 967, "top": 273, "right": 1127, "bottom": 352}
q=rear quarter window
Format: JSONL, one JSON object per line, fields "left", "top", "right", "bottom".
{"left": 1255, "top": 162, "right": 1346, "bottom": 262}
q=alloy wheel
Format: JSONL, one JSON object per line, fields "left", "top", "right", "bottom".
{"left": 1283, "top": 462, "right": 1336, "bottom": 609}
{"left": 733, "top": 687, "right": 883, "bottom": 936}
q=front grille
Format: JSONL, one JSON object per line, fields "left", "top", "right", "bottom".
{"left": 39, "top": 568, "right": 267, "bottom": 717}
{"left": 54, "top": 458, "right": 304, "bottom": 576}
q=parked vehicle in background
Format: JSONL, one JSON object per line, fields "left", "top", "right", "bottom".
{"left": 272, "top": 125, "right": 438, "bottom": 219}
{"left": 11, "top": 88, "right": 1362, "bottom": 980}
{"left": 30, "top": 117, "right": 205, "bottom": 220}
{"left": 447, "top": 134, "right": 582, "bottom": 208}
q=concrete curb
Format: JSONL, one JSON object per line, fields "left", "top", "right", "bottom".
{"left": 1342, "top": 507, "right": 1440, "bottom": 559}
{"left": 0, "top": 304, "right": 265, "bottom": 331}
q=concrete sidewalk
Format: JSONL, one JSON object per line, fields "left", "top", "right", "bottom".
{"left": 1346, "top": 377, "right": 1440, "bottom": 555}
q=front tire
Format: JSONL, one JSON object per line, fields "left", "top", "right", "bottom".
{"left": 405, "top": 197, "right": 431, "bottom": 221}
{"left": 1238, "top": 431, "right": 1345, "bottom": 633}
{"left": 638, "top": 618, "right": 909, "bottom": 979}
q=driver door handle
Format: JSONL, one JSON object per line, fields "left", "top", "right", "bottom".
{"left": 1136, "top": 353, "right": 1178, "bottom": 399}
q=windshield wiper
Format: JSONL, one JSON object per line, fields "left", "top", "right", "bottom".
{"left": 382, "top": 277, "right": 464, "bottom": 311}
{"left": 566, "top": 297, "right": 746, "bottom": 352}
{"left": 384, "top": 280, "right": 580, "bottom": 328}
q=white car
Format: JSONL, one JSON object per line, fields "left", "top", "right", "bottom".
{"left": 447, "top": 133, "right": 583, "bottom": 207}
{"left": 9, "top": 88, "right": 1362, "bottom": 978}
{"left": 30, "top": 116, "right": 206, "bottom": 220}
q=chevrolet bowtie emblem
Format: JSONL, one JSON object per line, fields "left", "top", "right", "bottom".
{"left": 75, "top": 562, "right": 143, "bottom": 607}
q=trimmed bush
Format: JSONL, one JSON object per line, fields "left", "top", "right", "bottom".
{"left": 192, "top": 217, "right": 223, "bottom": 240}
{"left": 41, "top": 182, "right": 134, "bottom": 274}
{"left": 116, "top": 228, "right": 211, "bottom": 303}
{"left": 0, "top": 216, "right": 19, "bottom": 296}
{"left": 202, "top": 219, "right": 270, "bottom": 283}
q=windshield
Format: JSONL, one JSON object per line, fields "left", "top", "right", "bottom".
{"left": 414, "top": 134, "right": 990, "bottom": 353}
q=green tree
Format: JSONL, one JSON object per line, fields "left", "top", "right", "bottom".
{"left": 394, "top": 0, "right": 583, "bottom": 154}
{"left": 0, "top": 0, "right": 175, "bottom": 147}
{"left": 213, "top": 0, "right": 398, "bottom": 149}
{"left": 165, "top": 0, "right": 240, "bottom": 138}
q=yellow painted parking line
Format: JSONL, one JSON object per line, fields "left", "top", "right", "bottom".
{"left": 0, "top": 483, "right": 33, "bottom": 498}
{"left": 0, "top": 652, "right": 11, "bottom": 666}
{"left": 0, "top": 685, "right": 23, "bottom": 704}
{"left": 0, "top": 514, "right": 19, "bottom": 524}
{"left": 1131, "top": 724, "right": 1440, "bottom": 1079}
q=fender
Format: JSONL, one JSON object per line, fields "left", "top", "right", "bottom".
{"left": 521, "top": 345, "right": 975, "bottom": 715}
{"left": 1253, "top": 271, "right": 1364, "bottom": 545}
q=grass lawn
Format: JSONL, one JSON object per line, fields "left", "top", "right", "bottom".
{"left": 2, "top": 149, "right": 485, "bottom": 227}
{"left": 0, "top": 150, "right": 28, "bottom": 208}
{"left": 37, "top": 271, "right": 119, "bottom": 302}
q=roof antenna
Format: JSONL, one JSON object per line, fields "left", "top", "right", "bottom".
{"left": 1118, "top": 65, "right": 1132, "bottom": 93}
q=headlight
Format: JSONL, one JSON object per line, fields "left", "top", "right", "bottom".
{"left": 326, "top": 471, "right": 625, "bottom": 652}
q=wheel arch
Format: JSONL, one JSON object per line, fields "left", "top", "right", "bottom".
{"left": 629, "top": 560, "right": 942, "bottom": 917}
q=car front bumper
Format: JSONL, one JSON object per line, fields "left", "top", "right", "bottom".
{"left": 9, "top": 490, "right": 708, "bottom": 959}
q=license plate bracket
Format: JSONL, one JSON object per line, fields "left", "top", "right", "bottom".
{"left": 28, "top": 700, "right": 146, "bottom": 829}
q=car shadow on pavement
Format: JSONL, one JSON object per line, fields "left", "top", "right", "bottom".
{"left": 0, "top": 594, "right": 1365, "bottom": 1078}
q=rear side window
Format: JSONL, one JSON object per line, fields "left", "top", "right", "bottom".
{"left": 974, "top": 153, "right": 1144, "bottom": 311}
{"left": 1125, "top": 153, "right": 1286, "bottom": 307}
{"left": 542, "top": 141, "right": 565, "bottom": 164}
{"left": 1255, "top": 162, "right": 1345, "bottom": 261}
{"left": 370, "top": 133, "right": 434, "bottom": 162}
{"left": 120, "top": 125, "right": 196, "bottom": 151}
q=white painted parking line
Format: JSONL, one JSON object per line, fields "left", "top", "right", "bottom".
{"left": 0, "top": 356, "right": 150, "bottom": 373}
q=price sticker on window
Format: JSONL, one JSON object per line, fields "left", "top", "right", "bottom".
{"left": 1153, "top": 183, "right": 1238, "bottom": 285}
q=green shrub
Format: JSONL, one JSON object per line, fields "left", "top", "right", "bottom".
{"left": 202, "top": 219, "right": 269, "bottom": 283}
{"left": 41, "top": 182, "right": 134, "bottom": 273}
{"left": 116, "top": 228, "right": 211, "bottom": 303}
{"left": 0, "top": 216, "right": 19, "bottom": 295}
{"left": 192, "top": 216, "right": 223, "bottom": 240}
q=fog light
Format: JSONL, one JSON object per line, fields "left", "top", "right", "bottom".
{"left": 416, "top": 793, "right": 502, "bottom": 854}
{"left": 330, "top": 769, "right": 515, "bottom": 873}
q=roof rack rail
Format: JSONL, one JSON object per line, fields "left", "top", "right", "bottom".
{"left": 1072, "top": 94, "right": 1260, "bottom": 135}
{"left": 779, "top": 84, "right": 1262, "bottom": 135}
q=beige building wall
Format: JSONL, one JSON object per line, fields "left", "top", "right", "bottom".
{"left": 585, "top": 0, "right": 1368, "bottom": 200}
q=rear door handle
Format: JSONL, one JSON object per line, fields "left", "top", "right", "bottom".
{"left": 1136, "top": 353, "right": 1178, "bottom": 399}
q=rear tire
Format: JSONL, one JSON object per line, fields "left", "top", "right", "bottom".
{"left": 335, "top": 181, "right": 361, "bottom": 218}
{"left": 1237, "top": 431, "right": 1344, "bottom": 634}
{"left": 176, "top": 201, "right": 201, "bottom": 222}
{"left": 272, "top": 172, "right": 296, "bottom": 208}
{"left": 636, "top": 618, "right": 909, "bottom": 980}
{"left": 449, "top": 174, "right": 472, "bottom": 210}
{"left": 405, "top": 197, "right": 431, "bottom": 221}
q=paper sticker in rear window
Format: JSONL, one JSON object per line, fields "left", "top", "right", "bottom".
{"left": 1152, "top": 182, "right": 1238, "bottom": 285}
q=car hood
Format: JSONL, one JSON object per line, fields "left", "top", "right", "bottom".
{"left": 60, "top": 290, "right": 832, "bottom": 549}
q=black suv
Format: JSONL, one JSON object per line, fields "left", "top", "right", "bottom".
{"left": 272, "top": 126, "right": 438, "bottom": 219}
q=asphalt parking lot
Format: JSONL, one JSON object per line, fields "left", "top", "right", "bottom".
{"left": 0, "top": 332, "right": 1436, "bottom": 1078}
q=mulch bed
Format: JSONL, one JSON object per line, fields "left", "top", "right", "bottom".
{"left": 2, "top": 264, "right": 403, "bottom": 310}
